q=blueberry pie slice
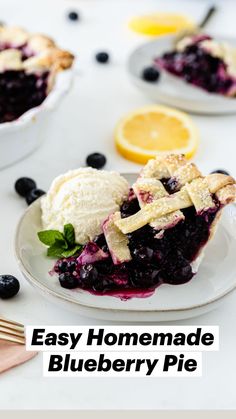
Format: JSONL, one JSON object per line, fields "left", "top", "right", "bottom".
{"left": 155, "top": 34, "right": 236, "bottom": 96}
{"left": 40, "top": 156, "right": 235, "bottom": 298}
{"left": 0, "top": 25, "right": 74, "bottom": 123}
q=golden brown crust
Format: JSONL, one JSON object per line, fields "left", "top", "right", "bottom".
{"left": 115, "top": 154, "right": 236, "bottom": 234}
{"left": 23, "top": 48, "right": 74, "bottom": 72}
{"left": 0, "top": 49, "right": 22, "bottom": 72}
{"left": 0, "top": 25, "right": 74, "bottom": 73}
{"left": 175, "top": 163, "right": 202, "bottom": 187}
{"left": 0, "top": 26, "right": 28, "bottom": 46}
{"left": 44, "top": 48, "right": 74, "bottom": 71}
{"left": 28, "top": 34, "right": 56, "bottom": 52}
{"left": 215, "top": 184, "right": 236, "bottom": 205}
{"left": 206, "top": 173, "right": 235, "bottom": 193}
{"left": 133, "top": 177, "right": 185, "bottom": 230}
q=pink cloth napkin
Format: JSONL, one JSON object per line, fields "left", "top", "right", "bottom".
{"left": 0, "top": 341, "right": 37, "bottom": 373}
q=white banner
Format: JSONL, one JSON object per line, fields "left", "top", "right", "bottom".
{"left": 26, "top": 326, "right": 219, "bottom": 352}
{"left": 43, "top": 351, "right": 202, "bottom": 377}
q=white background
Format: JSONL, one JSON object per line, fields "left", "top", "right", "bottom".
{"left": 0, "top": 0, "right": 236, "bottom": 410}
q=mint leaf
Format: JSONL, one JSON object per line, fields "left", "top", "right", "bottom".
{"left": 61, "top": 245, "right": 82, "bottom": 258}
{"left": 38, "top": 230, "right": 65, "bottom": 246}
{"left": 47, "top": 240, "right": 65, "bottom": 258}
{"left": 38, "top": 224, "right": 82, "bottom": 259}
{"left": 64, "top": 224, "right": 75, "bottom": 247}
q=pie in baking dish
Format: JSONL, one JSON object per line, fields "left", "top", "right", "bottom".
{"left": 0, "top": 25, "right": 74, "bottom": 123}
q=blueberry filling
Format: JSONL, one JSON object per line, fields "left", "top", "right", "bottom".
{"left": 155, "top": 40, "right": 236, "bottom": 95}
{"left": 160, "top": 178, "right": 179, "bottom": 194}
{"left": 53, "top": 180, "right": 220, "bottom": 296}
{"left": 0, "top": 70, "right": 49, "bottom": 123}
{"left": 0, "top": 41, "right": 49, "bottom": 123}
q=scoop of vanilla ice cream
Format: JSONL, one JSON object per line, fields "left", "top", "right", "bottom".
{"left": 41, "top": 168, "right": 129, "bottom": 244}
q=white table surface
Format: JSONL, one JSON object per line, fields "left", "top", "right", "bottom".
{"left": 1, "top": 0, "right": 236, "bottom": 410}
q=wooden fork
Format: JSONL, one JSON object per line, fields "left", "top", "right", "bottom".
{"left": 0, "top": 316, "right": 25, "bottom": 345}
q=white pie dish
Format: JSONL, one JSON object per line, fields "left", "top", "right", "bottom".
{"left": 0, "top": 69, "right": 73, "bottom": 170}
{"left": 128, "top": 34, "right": 236, "bottom": 115}
{"left": 14, "top": 173, "right": 236, "bottom": 322}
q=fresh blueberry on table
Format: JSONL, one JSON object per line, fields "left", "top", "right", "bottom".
{"left": 67, "top": 11, "right": 79, "bottom": 21}
{"left": 15, "top": 177, "right": 37, "bottom": 198}
{"left": 59, "top": 272, "right": 78, "bottom": 289}
{"left": 142, "top": 67, "right": 160, "bottom": 82}
{"left": 0, "top": 275, "right": 20, "bottom": 299}
{"left": 95, "top": 52, "right": 110, "bottom": 64}
{"left": 210, "top": 169, "right": 230, "bottom": 176}
{"left": 26, "top": 188, "right": 46, "bottom": 205}
{"left": 86, "top": 153, "right": 106, "bottom": 169}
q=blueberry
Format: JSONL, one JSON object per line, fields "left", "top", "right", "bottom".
{"left": 57, "top": 260, "right": 68, "bottom": 274}
{"left": 68, "top": 11, "right": 79, "bottom": 21}
{"left": 95, "top": 52, "right": 109, "bottom": 64}
{"left": 80, "top": 264, "right": 98, "bottom": 286}
{"left": 166, "top": 178, "right": 178, "bottom": 194}
{"left": 176, "top": 265, "right": 193, "bottom": 282}
{"left": 15, "top": 177, "right": 37, "bottom": 197}
{"left": 93, "top": 234, "right": 107, "bottom": 248}
{"left": 96, "top": 260, "right": 112, "bottom": 275}
{"left": 120, "top": 202, "right": 131, "bottom": 214}
{"left": 59, "top": 272, "right": 78, "bottom": 289}
{"left": 86, "top": 153, "right": 106, "bottom": 169}
{"left": 92, "top": 274, "right": 117, "bottom": 292}
{"left": 163, "top": 263, "right": 193, "bottom": 285}
{"left": 142, "top": 67, "right": 160, "bottom": 82}
{"left": 133, "top": 246, "right": 154, "bottom": 263}
{"left": 210, "top": 169, "right": 230, "bottom": 176}
{"left": 26, "top": 188, "right": 45, "bottom": 205}
{"left": 0, "top": 275, "right": 20, "bottom": 299}
{"left": 178, "top": 266, "right": 193, "bottom": 282}
{"left": 131, "top": 268, "right": 159, "bottom": 288}
{"left": 67, "top": 261, "right": 77, "bottom": 273}
{"left": 155, "top": 250, "right": 164, "bottom": 263}
{"left": 93, "top": 235, "right": 108, "bottom": 253}
{"left": 120, "top": 198, "right": 140, "bottom": 218}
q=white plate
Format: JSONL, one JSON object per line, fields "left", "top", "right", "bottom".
{"left": 128, "top": 35, "right": 236, "bottom": 115}
{"left": 15, "top": 173, "right": 236, "bottom": 322}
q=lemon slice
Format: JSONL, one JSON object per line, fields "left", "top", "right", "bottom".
{"left": 129, "top": 13, "right": 195, "bottom": 36}
{"left": 115, "top": 105, "right": 199, "bottom": 164}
